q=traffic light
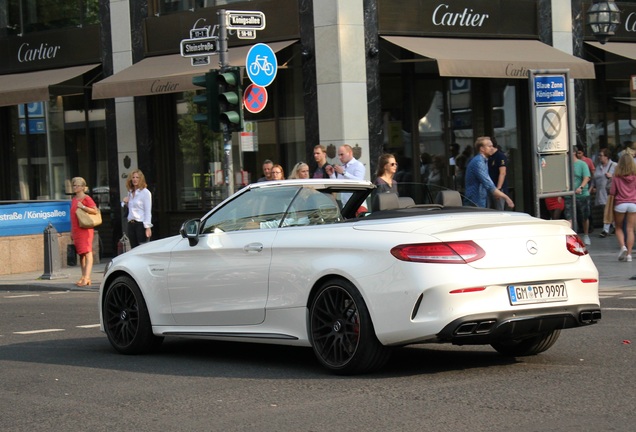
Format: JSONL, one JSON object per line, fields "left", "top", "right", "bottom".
{"left": 217, "top": 66, "right": 243, "bottom": 133}
{"left": 192, "top": 70, "right": 220, "bottom": 132}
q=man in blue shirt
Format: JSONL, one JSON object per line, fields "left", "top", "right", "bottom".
{"left": 465, "top": 136, "right": 515, "bottom": 209}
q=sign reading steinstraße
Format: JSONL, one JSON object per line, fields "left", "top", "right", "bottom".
{"left": 180, "top": 37, "right": 218, "bottom": 58}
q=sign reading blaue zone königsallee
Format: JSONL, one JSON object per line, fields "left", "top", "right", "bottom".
{"left": 534, "top": 75, "right": 566, "bottom": 104}
{"left": 0, "top": 201, "right": 71, "bottom": 236}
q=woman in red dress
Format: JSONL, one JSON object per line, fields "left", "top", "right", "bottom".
{"left": 71, "top": 177, "right": 98, "bottom": 286}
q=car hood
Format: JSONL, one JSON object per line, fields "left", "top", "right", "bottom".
{"left": 353, "top": 212, "right": 584, "bottom": 269}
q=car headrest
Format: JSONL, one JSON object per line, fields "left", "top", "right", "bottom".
{"left": 372, "top": 192, "right": 400, "bottom": 211}
{"left": 435, "top": 190, "right": 462, "bottom": 207}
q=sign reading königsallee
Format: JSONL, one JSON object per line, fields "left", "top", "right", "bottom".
{"left": 378, "top": 0, "right": 538, "bottom": 38}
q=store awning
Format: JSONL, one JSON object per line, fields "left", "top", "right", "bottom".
{"left": 382, "top": 36, "right": 595, "bottom": 79}
{"left": 0, "top": 64, "right": 100, "bottom": 107}
{"left": 586, "top": 41, "right": 636, "bottom": 61}
{"left": 92, "top": 40, "right": 297, "bottom": 99}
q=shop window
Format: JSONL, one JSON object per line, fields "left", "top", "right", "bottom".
{"left": 2, "top": 96, "right": 106, "bottom": 201}
{"left": 175, "top": 91, "right": 225, "bottom": 211}
{"left": 4, "top": 0, "right": 99, "bottom": 35}
{"left": 149, "top": 0, "right": 253, "bottom": 17}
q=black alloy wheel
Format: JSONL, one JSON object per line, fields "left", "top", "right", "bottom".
{"left": 103, "top": 275, "right": 163, "bottom": 354}
{"left": 309, "top": 279, "right": 390, "bottom": 375}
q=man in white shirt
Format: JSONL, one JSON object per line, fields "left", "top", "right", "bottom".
{"left": 329, "top": 144, "right": 365, "bottom": 205}
{"left": 329, "top": 144, "right": 365, "bottom": 180}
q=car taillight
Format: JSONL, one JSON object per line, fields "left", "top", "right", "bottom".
{"left": 566, "top": 234, "right": 589, "bottom": 256}
{"left": 390, "top": 241, "right": 485, "bottom": 264}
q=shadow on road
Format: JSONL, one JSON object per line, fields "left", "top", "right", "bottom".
{"left": 0, "top": 335, "right": 519, "bottom": 378}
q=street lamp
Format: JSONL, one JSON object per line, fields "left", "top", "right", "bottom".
{"left": 586, "top": 0, "right": 621, "bottom": 44}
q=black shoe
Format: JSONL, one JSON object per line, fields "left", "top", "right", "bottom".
{"left": 610, "top": 226, "right": 616, "bottom": 235}
{"left": 599, "top": 231, "right": 608, "bottom": 238}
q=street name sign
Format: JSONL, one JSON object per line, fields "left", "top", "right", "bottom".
{"left": 533, "top": 75, "right": 566, "bottom": 104}
{"left": 180, "top": 37, "right": 218, "bottom": 58}
{"left": 226, "top": 11, "right": 266, "bottom": 30}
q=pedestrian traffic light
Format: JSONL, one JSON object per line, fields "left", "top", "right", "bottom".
{"left": 217, "top": 66, "right": 243, "bottom": 133}
{"left": 191, "top": 70, "right": 220, "bottom": 132}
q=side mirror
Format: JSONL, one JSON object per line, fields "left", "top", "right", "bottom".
{"left": 179, "top": 219, "right": 201, "bottom": 247}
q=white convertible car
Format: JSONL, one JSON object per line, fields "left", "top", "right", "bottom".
{"left": 99, "top": 179, "right": 601, "bottom": 374}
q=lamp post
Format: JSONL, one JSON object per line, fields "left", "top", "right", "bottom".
{"left": 586, "top": 0, "right": 621, "bottom": 44}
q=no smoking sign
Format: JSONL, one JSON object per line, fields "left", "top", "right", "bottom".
{"left": 535, "top": 105, "right": 568, "bottom": 153}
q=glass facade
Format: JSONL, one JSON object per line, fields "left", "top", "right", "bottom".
{"left": 379, "top": 43, "right": 528, "bottom": 211}
{"left": 2, "top": 0, "right": 99, "bottom": 35}
{"left": 2, "top": 96, "right": 107, "bottom": 203}
{"left": 149, "top": 0, "right": 253, "bottom": 16}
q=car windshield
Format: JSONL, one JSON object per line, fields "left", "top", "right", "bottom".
{"left": 200, "top": 184, "right": 371, "bottom": 233}
{"left": 197, "top": 181, "right": 479, "bottom": 234}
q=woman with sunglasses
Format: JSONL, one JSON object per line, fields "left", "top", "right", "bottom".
{"left": 375, "top": 153, "right": 399, "bottom": 194}
{"left": 70, "top": 177, "right": 98, "bottom": 286}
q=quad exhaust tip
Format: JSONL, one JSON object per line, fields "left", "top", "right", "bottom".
{"left": 455, "top": 320, "right": 497, "bottom": 336}
{"left": 579, "top": 310, "right": 602, "bottom": 324}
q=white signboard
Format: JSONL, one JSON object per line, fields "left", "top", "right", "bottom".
{"left": 535, "top": 105, "right": 568, "bottom": 153}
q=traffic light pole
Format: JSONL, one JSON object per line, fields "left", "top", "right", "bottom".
{"left": 217, "top": 9, "right": 235, "bottom": 195}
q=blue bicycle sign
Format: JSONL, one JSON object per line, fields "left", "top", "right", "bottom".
{"left": 246, "top": 43, "right": 277, "bottom": 87}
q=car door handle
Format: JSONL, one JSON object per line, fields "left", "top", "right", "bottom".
{"left": 244, "top": 243, "right": 264, "bottom": 252}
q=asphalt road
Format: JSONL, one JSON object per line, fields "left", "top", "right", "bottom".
{"left": 0, "top": 288, "right": 634, "bottom": 432}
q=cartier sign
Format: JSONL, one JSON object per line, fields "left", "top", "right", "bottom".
{"left": 378, "top": 0, "right": 537, "bottom": 38}
{"left": 1, "top": 25, "right": 101, "bottom": 74}
{"left": 431, "top": 4, "right": 490, "bottom": 28}
{"left": 17, "top": 42, "right": 62, "bottom": 63}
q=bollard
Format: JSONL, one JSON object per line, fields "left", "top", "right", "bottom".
{"left": 41, "top": 223, "right": 68, "bottom": 280}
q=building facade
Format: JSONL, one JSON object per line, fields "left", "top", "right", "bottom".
{"left": 1, "top": 0, "right": 636, "bottom": 263}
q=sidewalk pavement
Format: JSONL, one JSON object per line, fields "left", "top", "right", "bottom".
{"left": 0, "top": 260, "right": 109, "bottom": 292}
{"left": 0, "top": 233, "right": 635, "bottom": 292}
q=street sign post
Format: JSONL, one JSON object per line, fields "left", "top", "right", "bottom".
{"left": 529, "top": 70, "right": 572, "bottom": 219}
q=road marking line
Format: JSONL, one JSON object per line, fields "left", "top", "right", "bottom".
{"left": 603, "top": 307, "right": 636, "bottom": 311}
{"left": 76, "top": 324, "right": 100, "bottom": 329}
{"left": 4, "top": 294, "right": 40, "bottom": 298}
{"left": 14, "top": 329, "right": 65, "bottom": 335}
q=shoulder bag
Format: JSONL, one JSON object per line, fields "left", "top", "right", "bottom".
{"left": 76, "top": 207, "right": 102, "bottom": 228}
{"left": 603, "top": 194, "right": 615, "bottom": 225}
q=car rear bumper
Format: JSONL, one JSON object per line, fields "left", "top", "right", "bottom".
{"left": 436, "top": 304, "right": 601, "bottom": 345}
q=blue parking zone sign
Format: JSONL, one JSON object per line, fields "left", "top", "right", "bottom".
{"left": 246, "top": 43, "right": 277, "bottom": 87}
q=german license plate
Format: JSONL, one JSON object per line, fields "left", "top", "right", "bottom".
{"left": 508, "top": 283, "right": 568, "bottom": 305}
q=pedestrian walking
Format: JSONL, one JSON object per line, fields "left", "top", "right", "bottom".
{"left": 609, "top": 153, "right": 636, "bottom": 262}
{"left": 464, "top": 136, "right": 514, "bottom": 209}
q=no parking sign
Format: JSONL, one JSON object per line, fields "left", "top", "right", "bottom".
{"left": 243, "top": 84, "right": 268, "bottom": 113}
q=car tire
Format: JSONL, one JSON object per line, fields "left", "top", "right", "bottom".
{"left": 309, "top": 279, "right": 391, "bottom": 375}
{"left": 103, "top": 275, "right": 163, "bottom": 354}
{"left": 491, "top": 329, "right": 561, "bottom": 357}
